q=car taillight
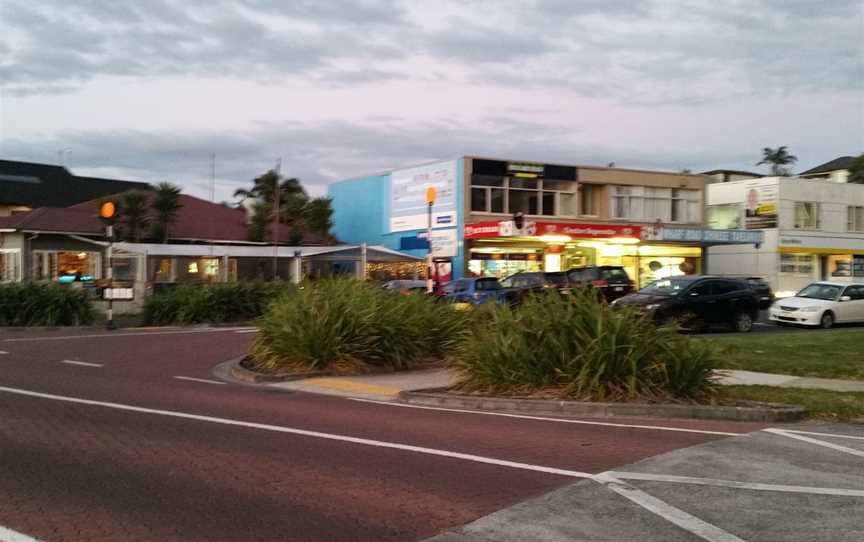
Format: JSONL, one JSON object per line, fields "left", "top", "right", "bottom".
{"left": 592, "top": 279, "right": 608, "bottom": 287}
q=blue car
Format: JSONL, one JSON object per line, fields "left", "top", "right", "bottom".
{"left": 441, "top": 277, "right": 505, "bottom": 305}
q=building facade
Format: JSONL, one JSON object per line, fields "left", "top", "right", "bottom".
{"left": 330, "top": 156, "right": 761, "bottom": 286}
{"left": 707, "top": 177, "right": 864, "bottom": 296}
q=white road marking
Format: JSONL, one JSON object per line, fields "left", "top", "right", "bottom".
{"left": 1, "top": 328, "right": 252, "bottom": 343}
{"left": 765, "top": 428, "right": 864, "bottom": 458}
{"left": 0, "top": 524, "right": 42, "bottom": 542}
{"left": 780, "top": 429, "right": 864, "bottom": 442}
{"left": 607, "top": 471, "right": 864, "bottom": 498}
{"left": 350, "top": 398, "right": 744, "bottom": 436}
{"left": 59, "top": 360, "right": 103, "bottom": 368}
{"left": 233, "top": 329, "right": 258, "bottom": 334}
{"left": 0, "top": 385, "right": 593, "bottom": 480}
{"left": 173, "top": 376, "right": 227, "bottom": 385}
{"left": 0, "top": 350, "right": 8, "bottom": 355}
{"left": 594, "top": 473, "right": 747, "bottom": 542}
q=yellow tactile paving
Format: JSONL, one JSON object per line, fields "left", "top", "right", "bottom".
{"left": 303, "top": 378, "right": 401, "bottom": 396}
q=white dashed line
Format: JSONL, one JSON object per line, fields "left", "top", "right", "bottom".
{"left": 59, "top": 360, "right": 103, "bottom": 368}
{"left": 0, "top": 524, "right": 42, "bottom": 542}
{"left": 173, "top": 376, "right": 227, "bottom": 385}
{"left": 765, "top": 428, "right": 864, "bottom": 458}
{"left": 233, "top": 329, "right": 258, "bottom": 334}
{"left": 350, "top": 398, "right": 744, "bottom": 436}
{"left": 0, "top": 350, "right": 8, "bottom": 355}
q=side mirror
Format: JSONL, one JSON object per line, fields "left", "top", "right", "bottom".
{"left": 839, "top": 295, "right": 852, "bottom": 302}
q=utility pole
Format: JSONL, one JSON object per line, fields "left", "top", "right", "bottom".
{"left": 425, "top": 187, "right": 437, "bottom": 294}
{"left": 272, "top": 158, "right": 282, "bottom": 280}
{"left": 100, "top": 201, "right": 117, "bottom": 330}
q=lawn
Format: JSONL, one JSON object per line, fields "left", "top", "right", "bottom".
{"left": 707, "top": 328, "right": 864, "bottom": 380}
{"left": 726, "top": 386, "right": 864, "bottom": 422}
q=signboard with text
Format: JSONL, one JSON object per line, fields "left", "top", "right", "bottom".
{"left": 744, "top": 182, "right": 778, "bottom": 229}
{"left": 390, "top": 161, "right": 458, "bottom": 232}
{"left": 464, "top": 221, "right": 642, "bottom": 239}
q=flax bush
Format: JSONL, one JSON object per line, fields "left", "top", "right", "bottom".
{"left": 248, "top": 278, "right": 469, "bottom": 373}
{"left": 143, "top": 281, "right": 294, "bottom": 325}
{"left": 453, "top": 288, "right": 720, "bottom": 401}
{"left": 0, "top": 282, "right": 95, "bottom": 326}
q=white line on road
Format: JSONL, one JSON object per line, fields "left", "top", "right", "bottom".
{"left": 765, "top": 428, "right": 864, "bottom": 458}
{"left": 1, "top": 328, "right": 254, "bottom": 343}
{"left": 779, "top": 429, "right": 864, "bottom": 442}
{"left": 594, "top": 473, "right": 746, "bottom": 542}
{"left": 349, "top": 398, "right": 745, "bottom": 436}
{"left": 173, "top": 376, "right": 227, "bottom": 385}
{"left": 0, "top": 524, "right": 42, "bottom": 542}
{"left": 233, "top": 329, "right": 258, "bottom": 334}
{"left": 59, "top": 360, "right": 103, "bottom": 368}
{"left": 0, "top": 384, "right": 593, "bottom": 480}
{"left": 0, "top": 350, "right": 8, "bottom": 355}
{"left": 607, "top": 471, "right": 864, "bottom": 498}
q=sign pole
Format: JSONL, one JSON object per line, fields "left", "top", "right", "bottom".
{"left": 425, "top": 187, "right": 437, "bottom": 294}
{"left": 105, "top": 224, "right": 115, "bottom": 330}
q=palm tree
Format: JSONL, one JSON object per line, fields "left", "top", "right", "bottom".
{"left": 150, "top": 182, "right": 183, "bottom": 243}
{"left": 302, "top": 197, "right": 334, "bottom": 240}
{"left": 756, "top": 146, "right": 798, "bottom": 176}
{"left": 120, "top": 190, "right": 150, "bottom": 242}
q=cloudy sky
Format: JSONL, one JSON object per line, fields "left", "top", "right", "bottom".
{"left": 1, "top": 0, "right": 862, "bottom": 202}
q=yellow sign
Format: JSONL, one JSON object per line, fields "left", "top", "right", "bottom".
{"left": 425, "top": 187, "right": 437, "bottom": 204}
{"left": 99, "top": 201, "right": 116, "bottom": 219}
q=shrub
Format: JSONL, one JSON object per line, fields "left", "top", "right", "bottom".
{"left": 248, "top": 278, "right": 468, "bottom": 373}
{"left": 142, "top": 281, "right": 294, "bottom": 325}
{"left": 452, "top": 288, "right": 720, "bottom": 401}
{"left": 0, "top": 282, "right": 95, "bottom": 326}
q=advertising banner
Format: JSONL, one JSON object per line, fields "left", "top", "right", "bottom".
{"left": 390, "top": 161, "right": 458, "bottom": 232}
{"left": 463, "top": 220, "right": 642, "bottom": 239}
{"left": 744, "top": 182, "right": 778, "bottom": 229}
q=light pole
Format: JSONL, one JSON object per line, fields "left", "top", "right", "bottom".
{"left": 425, "top": 187, "right": 437, "bottom": 294}
{"left": 100, "top": 201, "right": 117, "bottom": 330}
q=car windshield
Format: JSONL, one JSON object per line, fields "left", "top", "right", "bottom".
{"left": 600, "top": 268, "right": 628, "bottom": 280}
{"left": 475, "top": 278, "right": 501, "bottom": 291}
{"left": 638, "top": 278, "right": 692, "bottom": 296}
{"left": 796, "top": 283, "right": 842, "bottom": 301}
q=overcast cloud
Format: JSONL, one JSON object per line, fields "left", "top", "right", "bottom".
{"left": 0, "top": 0, "right": 861, "bottom": 201}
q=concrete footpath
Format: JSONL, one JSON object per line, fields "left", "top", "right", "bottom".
{"left": 267, "top": 368, "right": 864, "bottom": 400}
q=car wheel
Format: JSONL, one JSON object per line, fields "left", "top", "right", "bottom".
{"left": 819, "top": 311, "right": 835, "bottom": 329}
{"left": 732, "top": 312, "right": 754, "bottom": 333}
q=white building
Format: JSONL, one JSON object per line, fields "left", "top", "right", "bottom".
{"left": 706, "top": 176, "right": 864, "bottom": 297}
{"left": 799, "top": 156, "right": 856, "bottom": 184}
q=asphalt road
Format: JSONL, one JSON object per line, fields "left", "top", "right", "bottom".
{"left": 0, "top": 326, "right": 780, "bottom": 542}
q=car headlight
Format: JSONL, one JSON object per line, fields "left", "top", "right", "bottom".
{"left": 800, "top": 306, "right": 820, "bottom": 312}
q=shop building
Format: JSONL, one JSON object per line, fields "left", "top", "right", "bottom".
{"left": 706, "top": 176, "right": 864, "bottom": 296}
{"left": 329, "top": 157, "right": 761, "bottom": 285}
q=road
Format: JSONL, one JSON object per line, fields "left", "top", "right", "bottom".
{"left": 0, "top": 327, "right": 858, "bottom": 541}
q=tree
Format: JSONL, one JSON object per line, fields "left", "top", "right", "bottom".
{"left": 119, "top": 190, "right": 150, "bottom": 242}
{"left": 847, "top": 154, "right": 864, "bottom": 184}
{"left": 246, "top": 200, "right": 273, "bottom": 242}
{"left": 150, "top": 182, "right": 183, "bottom": 243}
{"left": 756, "top": 146, "right": 798, "bottom": 176}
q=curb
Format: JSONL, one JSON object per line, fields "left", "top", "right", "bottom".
{"left": 225, "top": 357, "right": 331, "bottom": 383}
{"left": 398, "top": 388, "right": 807, "bottom": 423}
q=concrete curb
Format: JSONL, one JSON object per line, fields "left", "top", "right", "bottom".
{"left": 225, "top": 356, "right": 330, "bottom": 383}
{"left": 398, "top": 388, "right": 807, "bottom": 422}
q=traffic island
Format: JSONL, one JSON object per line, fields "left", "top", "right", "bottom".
{"left": 398, "top": 388, "right": 807, "bottom": 423}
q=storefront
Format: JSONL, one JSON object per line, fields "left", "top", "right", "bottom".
{"left": 464, "top": 219, "right": 761, "bottom": 287}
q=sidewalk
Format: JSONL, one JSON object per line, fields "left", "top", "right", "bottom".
{"left": 268, "top": 367, "right": 864, "bottom": 400}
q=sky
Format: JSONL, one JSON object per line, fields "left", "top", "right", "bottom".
{"left": 1, "top": 0, "right": 862, "bottom": 202}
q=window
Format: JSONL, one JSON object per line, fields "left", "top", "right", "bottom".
{"left": 707, "top": 204, "right": 742, "bottom": 229}
{"left": 0, "top": 250, "right": 21, "bottom": 282}
{"left": 611, "top": 186, "right": 631, "bottom": 218}
{"left": 688, "top": 282, "right": 712, "bottom": 296}
{"left": 793, "top": 202, "right": 820, "bottom": 229}
{"left": 469, "top": 174, "right": 575, "bottom": 216}
{"left": 780, "top": 253, "right": 814, "bottom": 275}
{"left": 848, "top": 206, "right": 864, "bottom": 232}
{"left": 580, "top": 184, "right": 598, "bottom": 215}
{"left": 712, "top": 281, "right": 742, "bottom": 295}
{"left": 471, "top": 188, "right": 487, "bottom": 212}
{"left": 610, "top": 186, "right": 700, "bottom": 221}
{"left": 32, "top": 251, "right": 100, "bottom": 281}
{"left": 844, "top": 285, "right": 864, "bottom": 300}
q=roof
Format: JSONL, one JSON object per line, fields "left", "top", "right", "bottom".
{"left": 0, "top": 159, "right": 152, "bottom": 208}
{"left": 113, "top": 243, "right": 421, "bottom": 261}
{"left": 700, "top": 169, "right": 763, "bottom": 177}
{"left": 0, "top": 192, "right": 329, "bottom": 245}
{"left": 799, "top": 156, "right": 856, "bottom": 176}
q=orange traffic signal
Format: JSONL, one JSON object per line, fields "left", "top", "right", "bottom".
{"left": 99, "top": 201, "right": 116, "bottom": 219}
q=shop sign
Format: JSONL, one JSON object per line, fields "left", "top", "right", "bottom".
{"left": 390, "top": 161, "right": 458, "bottom": 232}
{"left": 471, "top": 253, "right": 542, "bottom": 261}
{"left": 655, "top": 228, "right": 763, "bottom": 244}
{"left": 744, "top": 181, "right": 778, "bottom": 229}
{"left": 417, "top": 228, "right": 458, "bottom": 258}
{"left": 464, "top": 220, "right": 642, "bottom": 239}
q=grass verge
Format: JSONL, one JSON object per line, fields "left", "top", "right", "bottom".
{"left": 708, "top": 328, "right": 864, "bottom": 380}
{"left": 725, "top": 385, "right": 864, "bottom": 422}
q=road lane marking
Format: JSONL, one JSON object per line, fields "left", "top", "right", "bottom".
{"left": 174, "top": 376, "right": 227, "bottom": 385}
{"left": 349, "top": 398, "right": 745, "bottom": 436}
{"left": 0, "top": 524, "right": 42, "bottom": 542}
{"left": 0, "top": 384, "right": 593, "bottom": 480}
{"left": 0, "top": 350, "right": 8, "bottom": 355}
{"left": 765, "top": 428, "right": 864, "bottom": 458}
{"left": 594, "top": 473, "right": 746, "bottom": 542}
{"left": 59, "top": 360, "right": 103, "bottom": 368}
{"left": 304, "top": 378, "right": 400, "bottom": 396}
{"left": 607, "top": 471, "right": 864, "bottom": 498}
{"left": 234, "top": 329, "right": 258, "bottom": 334}
{"left": 1, "top": 328, "right": 252, "bottom": 343}
{"left": 780, "top": 429, "right": 864, "bottom": 442}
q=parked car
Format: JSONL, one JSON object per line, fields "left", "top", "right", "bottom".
{"left": 768, "top": 281, "right": 864, "bottom": 329}
{"left": 498, "top": 271, "right": 571, "bottom": 305}
{"left": 611, "top": 275, "right": 760, "bottom": 332}
{"left": 716, "top": 275, "right": 775, "bottom": 309}
{"left": 441, "top": 277, "right": 505, "bottom": 305}
{"left": 566, "top": 266, "right": 633, "bottom": 301}
{"left": 382, "top": 280, "right": 427, "bottom": 295}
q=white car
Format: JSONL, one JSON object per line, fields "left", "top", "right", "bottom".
{"left": 769, "top": 281, "right": 864, "bottom": 328}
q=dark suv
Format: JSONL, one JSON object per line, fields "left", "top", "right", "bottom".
{"left": 498, "top": 271, "right": 571, "bottom": 305}
{"left": 566, "top": 266, "right": 633, "bottom": 301}
{"left": 718, "top": 275, "right": 774, "bottom": 309}
{"left": 611, "top": 276, "right": 759, "bottom": 332}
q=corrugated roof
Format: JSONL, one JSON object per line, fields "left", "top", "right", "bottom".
{"left": 800, "top": 156, "right": 856, "bottom": 175}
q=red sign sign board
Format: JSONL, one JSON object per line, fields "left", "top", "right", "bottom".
{"left": 464, "top": 220, "right": 642, "bottom": 240}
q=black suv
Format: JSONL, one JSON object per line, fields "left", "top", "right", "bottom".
{"left": 717, "top": 275, "right": 775, "bottom": 309}
{"left": 611, "top": 276, "right": 760, "bottom": 332}
{"left": 566, "top": 266, "right": 633, "bottom": 301}
{"left": 498, "top": 271, "right": 571, "bottom": 305}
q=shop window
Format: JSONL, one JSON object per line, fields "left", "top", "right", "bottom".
{"left": 509, "top": 190, "right": 538, "bottom": 215}
{"left": 611, "top": 186, "right": 631, "bottom": 218}
{"left": 848, "top": 206, "right": 864, "bottom": 232}
{"left": 580, "top": 184, "right": 598, "bottom": 215}
{"left": 780, "top": 253, "right": 814, "bottom": 274}
{"left": 793, "top": 202, "right": 820, "bottom": 230}
{"left": 559, "top": 193, "right": 576, "bottom": 216}
{"left": 490, "top": 188, "right": 505, "bottom": 213}
{"left": 0, "top": 250, "right": 21, "bottom": 282}
{"left": 32, "top": 251, "right": 99, "bottom": 281}
{"left": 112, "top": 256, "right": 138, "bottom": 282}
{"left": 471, "top": 188, "right": 488, "bottom": 212}
{"left": 541, "top": 192, "right": 556, "bottom": 216}
{"left": 150, "top": 257, "right": 174, "bottom": 282}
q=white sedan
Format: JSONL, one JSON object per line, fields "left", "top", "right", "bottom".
{"left": 769, "top": 281, "right": 864, "bottom": 328}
